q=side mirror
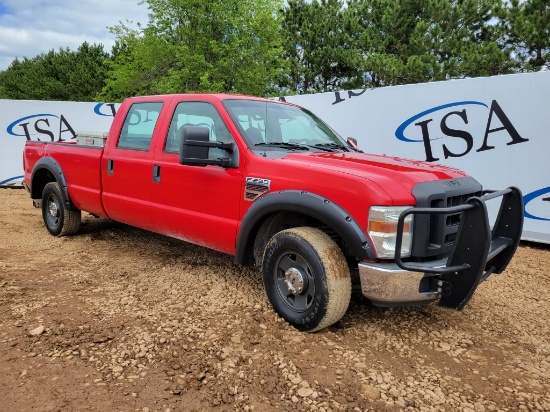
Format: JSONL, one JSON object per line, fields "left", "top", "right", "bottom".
{"left": 179, "top": 125, "right": 209, "bottom": 163}
{"left": 347, "top": 137, "right": 362, "bottom": 152}
{"left": 179, "top": 126, "right": 239, "bottom": 168}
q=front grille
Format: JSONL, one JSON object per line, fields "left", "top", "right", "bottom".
{"left": 411, "top": 177, "right": 483, "bottom": 259}
{"left": 427, "top": 191, "right": 482, "bottom": 248}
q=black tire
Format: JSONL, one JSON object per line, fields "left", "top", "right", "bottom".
{"left": 262, "top": 227, "right": 351, "bottom": 332}
{"left": 41, "top": 182, "right": 81, "bottom": 236}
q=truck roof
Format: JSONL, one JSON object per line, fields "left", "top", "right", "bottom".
{"left": 123, "top": 93, "right": 276, "bottom": 104}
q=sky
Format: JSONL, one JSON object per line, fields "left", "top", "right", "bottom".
{"left": 0, "top": 0, "right": 150, "bottom": 70}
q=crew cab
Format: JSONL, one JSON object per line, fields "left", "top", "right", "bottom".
{"left": 23, "top": 94, "right": 524, "bottom": 332}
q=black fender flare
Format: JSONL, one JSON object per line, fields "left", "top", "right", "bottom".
{"left": 31, "top": 157, "right": 77, "bottom": 211}
{"left": 235, "top": 190, "right": 375, "bottom": 265}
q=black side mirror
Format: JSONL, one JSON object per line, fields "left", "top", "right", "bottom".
{"left": 179, "top": 126, "right": 209, "bottom": 163}
{"left": 179, "top": 125, "right": 239, "bottom": 168}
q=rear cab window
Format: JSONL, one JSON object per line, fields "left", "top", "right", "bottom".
{"left": 117, "top": 102, "right": 164, "bottom": 150}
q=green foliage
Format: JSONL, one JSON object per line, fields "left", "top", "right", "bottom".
{"left": 281, "top": 0, "right": 363, "bottom": 94}
{"left": 500, "top": 0, "right": 549, "bottom": 71}
{"left": 341, "top": 0, "right": 513, "bottom": 88}
{"left": 0, "top": 42, "right": 109, "bottom": 101}
{"left": 1, "top": 0, "right": 547, "bottom": 101}
{"left": 99, "top": 0, "right": 284, "bottom": 101}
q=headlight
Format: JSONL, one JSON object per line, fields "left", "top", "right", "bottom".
{"left": 368, "top": 206, "right": 413, "bottom": 259}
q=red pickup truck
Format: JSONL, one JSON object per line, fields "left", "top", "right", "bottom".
{"left": 23, "top": 94, "right": 523, "bottom": 332}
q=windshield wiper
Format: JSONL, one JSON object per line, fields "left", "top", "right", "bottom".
{"left": 255, "top": 142, "right": 310, "bottom": 151}
{"left": 313, "top": 143, "right": 346, "bottom": 152}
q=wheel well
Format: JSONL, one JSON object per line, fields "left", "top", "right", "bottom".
{"left": 251, "top": 211, "right": 350, "bottom": 267}
{"left": 31, "top": 168, "right": 56, "bottom": 199}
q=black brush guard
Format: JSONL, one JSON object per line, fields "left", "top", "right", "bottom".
{"left": 394, "top": 187, "right": 523, "bottom": 310}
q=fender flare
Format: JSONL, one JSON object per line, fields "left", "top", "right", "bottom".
{"left": 31, "top": 157, "right": 77, "bottom": 211}
{"left": 235, "top": 190, "right": 375, "bottom": 265}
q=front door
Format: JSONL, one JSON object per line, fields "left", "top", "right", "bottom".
{"left": 150, "top": 99, "right": 243, "bottom": 255}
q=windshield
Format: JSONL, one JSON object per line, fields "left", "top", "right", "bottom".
{"left": 223, "top": 99, "right": 349, "bottom": 152}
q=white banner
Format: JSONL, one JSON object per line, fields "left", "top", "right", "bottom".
{"left": 283, "top": 72, "right": 550, "bottom": 243}
{"left": 1, "top": 72, "right": 548, "bottom": 243}
{"left": 0, "top": 100, "right": 119, "bottom": 186}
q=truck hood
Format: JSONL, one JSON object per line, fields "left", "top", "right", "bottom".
{"left": 281, "top": 151, "right": 468, "bottom": 203}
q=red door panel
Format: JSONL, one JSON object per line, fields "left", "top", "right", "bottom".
{"left": 150, "top": 155, "right": 242, "bottom": 254}
{"left": 101, "top": 150, "right": 156, "bottom": 230}
{"left": 101, "top": 101, "right": 165, "bottom": 231}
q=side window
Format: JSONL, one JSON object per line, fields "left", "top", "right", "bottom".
{"left": 165, "top": 101, "right": 234, "bottom": 158}
{"left": 117, "top": 102, "right": 163, "bottom": 150}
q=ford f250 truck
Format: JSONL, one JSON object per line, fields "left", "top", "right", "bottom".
{"left": 23, "top": 94, "right": 524, "bottom": 332}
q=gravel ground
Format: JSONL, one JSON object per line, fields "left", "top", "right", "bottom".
{"left": 0, "top": 188, "right": 548, "bottom": 412}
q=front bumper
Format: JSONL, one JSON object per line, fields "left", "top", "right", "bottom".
{"left": 359, "top": 187, "right": 524, "bottom": 309}
{"left": 359, "top": 262, "right": 440, "bottom": 306}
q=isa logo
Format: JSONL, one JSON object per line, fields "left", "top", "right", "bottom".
{"left": 7, "top": 113, "right": 76, "bottom": 141}
{"left": 0, "top": 175, "right": 24, "bottom": 186}
{"left": 524, "top": 187, "right": 550, "bottom": 221}
{"left": 94, "top": 103, "right": 117, "bottom": 117}
{"left": 395, "top": 100, "right": 529, "bottom": 162}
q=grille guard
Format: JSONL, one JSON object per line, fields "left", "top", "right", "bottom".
{"left": 394, "top": 187, "right": 524, "bottom": 310}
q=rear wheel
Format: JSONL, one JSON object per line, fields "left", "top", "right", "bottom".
{"left": 262, "top": 227, "right": 351, "bottom": 332}
{"left": 41, "top": 182, "right": 81, "bottom": 236}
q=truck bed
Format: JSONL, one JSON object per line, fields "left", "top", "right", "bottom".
{"left": 24, "top": 141, "right": 107, "bottom": 218}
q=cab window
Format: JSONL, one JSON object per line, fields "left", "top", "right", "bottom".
{"left": 164, "top": 101, "right": 234, "bottom": 158}
{"left": 117, "top": 102, "right": 163, "bottom": 150}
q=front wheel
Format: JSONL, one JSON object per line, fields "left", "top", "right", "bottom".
{"left": 41, "top": 182, "right": 81, "bottom": 236}
{"left": 262, "top": 227, "right": 351, "bottom": 332}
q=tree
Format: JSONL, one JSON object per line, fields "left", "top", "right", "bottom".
{"left": 344, "top": 0, "right": 514, "bottom": 87}
{"left": 500, "top": 0, "right": 549, "bottom": 71}
{"left": 281, "top": 0, "right": 362, "bottom": 94}
{"left": 280, "top": 0, "right": 315, "bottom": 93}
{"left": 99, "top": 0, "right": 284, "bottom": 101}
{"left": 0, "top": 42, "right": 110, "bottom": 101}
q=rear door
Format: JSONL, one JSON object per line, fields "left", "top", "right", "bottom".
{"left": 150, "top": 97, "right": 243, "bottom": 254}
{"left": 101, "top": 100, "right": 166, "bottom": 231}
